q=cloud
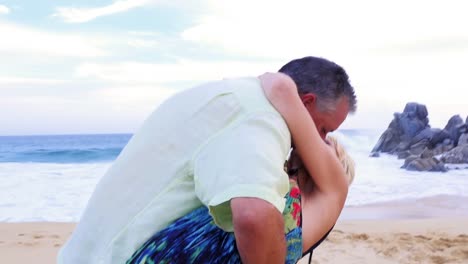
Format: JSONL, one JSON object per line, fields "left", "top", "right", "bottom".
{"left": 75, "top": 60, "right": 280, "bottom": 83}
{"left": 125, "top": 31, "right": 161, "bottom": 48}
{"left": 0, "top": 22, "right": 106, "bottom": 57}
{"left": 374, "top": 37, "right": 468, "bottom": 54}
{"left": 127, "top": 39, "right": 159, "bottom": 48}
{"left": 53, "top": 0, "right": 154, "bottom": 23}
{"left": 90, "top": 85, "right": 175, "bottom": 107}
{"left": 0, "top": 5, "right": 10, "bottom": 15}
{"left": 181, "top": 0, "right": 468, "bottom": 59}
{"left": 128, "top": 31, "right": 163, "bottom": 37}
{"left": 0, "top": 76, "right": 67, "bottom": 85}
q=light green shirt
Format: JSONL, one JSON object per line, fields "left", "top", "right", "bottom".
{"left": 58, "top": 77, "right": 292, "bottom": 264}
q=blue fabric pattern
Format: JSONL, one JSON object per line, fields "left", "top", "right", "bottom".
{"left": 127, "top": 179, "right": 302, "bottom": 264}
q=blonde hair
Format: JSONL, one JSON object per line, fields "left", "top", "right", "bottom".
{"left": 326, "top": 135, "right": 355, "bottom": 185}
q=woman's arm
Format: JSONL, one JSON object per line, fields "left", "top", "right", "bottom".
{"left": 260, "top": 72, "right": 350, "bottom": 250}
{"left": 259, "top": 72, "right": 348, "bottom": 199}
{"left": 290, "top": 136, "right": 355, "bottom": 251}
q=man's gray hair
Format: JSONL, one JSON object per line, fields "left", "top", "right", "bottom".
{"left": 279, "top": 56, "right": 357, "bottom": 114}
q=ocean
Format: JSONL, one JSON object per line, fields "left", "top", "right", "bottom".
{"left": 1, "top": 131, "right": 467, "bottom": 222}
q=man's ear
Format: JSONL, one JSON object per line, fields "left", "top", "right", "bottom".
{"left": 300, "top": 93, "right": 317, "bottom": 109}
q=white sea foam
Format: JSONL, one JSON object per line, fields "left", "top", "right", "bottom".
{"left": 0, "top": 162, "right": 110, "bottom": 222}
{"left": 332, "top": 130, "right": 468, "bottom": 206}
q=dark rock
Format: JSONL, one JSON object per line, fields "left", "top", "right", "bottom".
{"left": 388, "top": 115, "right": 401, "bottom": 131}
{"left": 399, "top": 103, "right": 429, "bottom": 139}
{"left": 403, "top": 102, "right": 429, "bottom": 123}
{"left": 371, "top": 129, "right": 400, "bottom": 153}
{"left": 458, "top": 133, "right": 468, "bottom": 146}
{"left": 405, "top": 157, "right": 447, "bottom": 172}
{"left": 440, "top": 145, "right": 468, "bottom": 164}
{"left": 432, "top": 143, "right": 455, "bottom": 156}
{"left": 453, "top": 124, "right": 468, "bottom": 146}
{"left": 402, "top": 155, "right": 420, "bottom": 169}
{"left": 430, "top": 129, "right": 451, "bottom": 147}
{"left": 409, "top": 139, "right": 430, "bottom": 156}
{"left": 420, "top": 148, "right": 434, "bottom": 158}
{"left": 410, "top": 128, "right": 440, "bottom": 145}
{"left": 395, "top": 140, "right": 411, "bottom": 152}
{"left": 445, "top": 115, "right": 464, "bottom": 131}
{"left": 458, "top": 124, "right": 468, "bottom": 134}
{"left": 369, "top": 152, "right": 380, "bottom": 157}
{"left": 398, "top": 117, "right": 427, "bottom": 140}
{"left": 397, "top": 151, "right": 411, "bottom": 159}
{"left": 444, "top": 115, "right": 464, "bottom": 143}
{"left": 427, "top": 116, "right": 464, "bottom": 148}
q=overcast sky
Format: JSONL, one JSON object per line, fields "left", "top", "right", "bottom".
{"left": 1, "top": 0, "right": 467, "bottom": 135}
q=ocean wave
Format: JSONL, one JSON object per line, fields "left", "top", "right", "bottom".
{"left": 0, "top": 134, "right": 131, "bottom": 164}
{"left": 0, "top": 147, "right": 123, "bottom": 163}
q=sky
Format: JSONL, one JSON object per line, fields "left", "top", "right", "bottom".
{"left": 1, "top": 0, "right": 467, "bottom": 135}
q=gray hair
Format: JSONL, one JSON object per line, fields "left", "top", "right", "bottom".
{"left": 279, "top": 56, "right": 357, "bottom": 114}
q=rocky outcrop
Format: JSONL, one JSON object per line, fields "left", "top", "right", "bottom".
{"left": 371, "top": 103, "right": 431, "bottom": 155}
{"left": 371, "top": 103, "right": 468, "bottom": 172}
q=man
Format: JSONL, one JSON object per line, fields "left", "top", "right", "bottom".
{"left": 58, "top": 56, "right": 356, "bottom": 264}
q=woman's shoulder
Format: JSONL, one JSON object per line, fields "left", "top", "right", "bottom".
{"left": 259, "top": 72, "right": 297, "bottom": 95}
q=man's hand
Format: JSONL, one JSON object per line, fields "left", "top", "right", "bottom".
{"left": 231, "top": 197, "right": 286, "bottom": 264}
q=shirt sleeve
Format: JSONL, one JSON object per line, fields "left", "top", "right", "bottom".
{"left": 193, "top": 112, "right": 292, "bottom": 232}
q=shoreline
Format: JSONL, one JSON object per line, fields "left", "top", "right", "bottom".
{"left": 340, "top": 194, "right": 468, "bottom": 220}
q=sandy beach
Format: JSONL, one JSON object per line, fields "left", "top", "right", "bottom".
{"left": 303, "top": 218, "right": 468, "bottom": 264}
{"left": 2, "top": 196, "right": 468, "bottom": 264}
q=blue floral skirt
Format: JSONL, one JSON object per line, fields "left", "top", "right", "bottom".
{"left": 127, "top": 179, "right": 303, "bottom": 264}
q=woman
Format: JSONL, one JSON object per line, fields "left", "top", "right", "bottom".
{"left": 285, "top": 135, "right": 355, "bottom": 263}
{"left": 127, "top": 73, "right": 354, "bottom": 264}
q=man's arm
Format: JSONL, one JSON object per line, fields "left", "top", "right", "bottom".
{"left": 231, "top": 197, "right": 286, "bottom": 264}
{"left": 192, "top": 95, "right": 291, "bottom": 263}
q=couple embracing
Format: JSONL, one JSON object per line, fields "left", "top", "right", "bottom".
{"left": 59, "top": 56, "right": 357, "bottom": 264}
